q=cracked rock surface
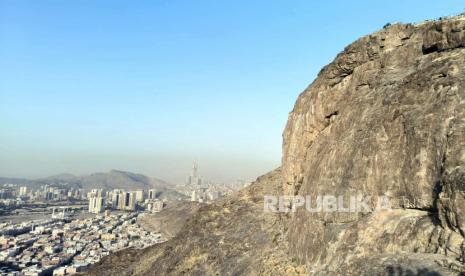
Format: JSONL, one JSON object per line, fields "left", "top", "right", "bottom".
{"left": 283, "top": 15, "right": 465, "bottom": 274}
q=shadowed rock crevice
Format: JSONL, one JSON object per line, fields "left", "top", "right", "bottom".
{"left": 422, "top": 19, "right": 465, "bottom": 54}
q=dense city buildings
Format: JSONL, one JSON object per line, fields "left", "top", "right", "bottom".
{"left": 0, "top": 163, "right": 248, "bottom": 275}
{"left": 0, "top": 182, "right": 171, "bottom": 275}
{"left": 0, "top": 212, "right": 162, "bottom": 275}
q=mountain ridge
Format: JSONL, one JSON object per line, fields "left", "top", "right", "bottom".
{"left": 0, "top": 170, "right": 174, "bottom": 191}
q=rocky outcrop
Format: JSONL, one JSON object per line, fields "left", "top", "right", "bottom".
{"left": 87, "top": 15, "right": 465, "bottom": 275}
{"left": 137, "top": 202, "right": 204, "bottom": 241}
{"left": 423, "top": 19, "right": 465, "bottom": 54}
{"left": 282, "top": 15, "right": 465, "bottom": 274}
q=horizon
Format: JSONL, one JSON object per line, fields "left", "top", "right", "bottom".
{"left": 0, "top": 167, "right": 216, "bottom": 186}
{"left": 1, "top": 1, "right": 464, "bottom": 184}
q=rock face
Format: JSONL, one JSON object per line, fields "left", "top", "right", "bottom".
{"left": 282, "top": 15, "right": 465, "bottom": 274}
{"left": 87, "top": 15, "right": 465, "bottom": 275}
{"left": 137, "top": 201, "right": 204, "bottom": 240}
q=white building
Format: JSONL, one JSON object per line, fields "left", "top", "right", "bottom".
{"left": 88, "top": 196, "right": 105, "bottom": 214}
{"left": 135, "top": 190, "right": 145, "bottom": 203}
{"left": 148, "top": 189, "right": 157, "bottom": 200}
{"left": 111, "top": 189, "right": 124, "bottom": 209}
{"left": 118, "top": 191, "right": 136, "bottom": 211}
{"left": 191, "top": 190, "right": 197, "bottom": 202}
{"left": 19, "top": 186, "right": 28, "bottom": 197}
{"left": 88, "top": 189, "right": 104, "bottom": 198}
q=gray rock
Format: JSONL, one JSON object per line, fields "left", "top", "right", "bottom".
{"left": 283, "top": 15, "right": 465, "bottom": 274}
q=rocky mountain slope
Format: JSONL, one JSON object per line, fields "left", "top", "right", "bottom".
{"left": 283, "top": 15, "right": 465, "bottom": 274}
{"left": 86, "top": 15, "right": 465, "bottom": 275}
{"left": 138, "top": 201, "right": 204, "bottom": 240}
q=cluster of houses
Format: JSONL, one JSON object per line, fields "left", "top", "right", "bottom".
{"left": 0, "top": 212, "right": 162, "bottom": 275}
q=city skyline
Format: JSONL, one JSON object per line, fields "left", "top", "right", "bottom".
{"left": 0, "top": 160, "right": 258, "bottom": 186}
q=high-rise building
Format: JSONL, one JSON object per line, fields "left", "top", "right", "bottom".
{"left": 111, "top": 189, "right": 124, "bottom": 209}
{"left": 45, "top": 192, "right": 54, "bottom": 201}
{"left": 66, "top": 188, "right": 83, "bottom": 200}
{"left": 118, "top": 191, "right": 136, "bottom": 211}
{"left": 0, "top": 189, "right": 14, "bottom": 199}
{"left": 135, "top": 190, "right": 145, "bottom": 203}
{"left": 117, "top": 192, "right": 126, "bottom": 210}
{"left": 88, "top": 196, "right": 105, "bottom": 213}
{"left": 127, "top": 191, "right": 137, "bottom": 210}
{"left": 88, "top": 189, "right": 104, "bottom": 198}
{"left": 192, "top": 161, "right": 198, "bottom": 177}
{"left": 148, "top": 189, "right": 157, "bottom": 200}
{"left": 186, "top": 161, "right": 202, "bottom": 187}
{"left": 19, "top": 186, "right": 28, "bottom": 197}
{"left": 191, "top": 190, "right": 197, "bottom": 202}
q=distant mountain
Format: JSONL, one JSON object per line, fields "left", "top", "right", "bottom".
{"left": 0, "top": 177, "right": 37, "bottom": 187}
{"left": 38, "top": 170, "right": 171, "bottom": 190}
{"left": 0, "top": 170, "right": 185, "bottom": 201}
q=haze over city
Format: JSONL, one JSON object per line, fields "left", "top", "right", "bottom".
{"left": 1, "top": 1, "right": 464, "bottom": 184}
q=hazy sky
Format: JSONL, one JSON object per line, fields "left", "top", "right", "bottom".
{"left": 1, "top": 1, "right": 464, "bottom": 183}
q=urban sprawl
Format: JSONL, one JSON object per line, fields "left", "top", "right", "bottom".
{"left": 0, "top": 163, "right": 250, "bottom": 275}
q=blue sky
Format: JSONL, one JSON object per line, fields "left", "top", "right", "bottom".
{"left": 1, "top": 1, "right": 464, "bottom": 183}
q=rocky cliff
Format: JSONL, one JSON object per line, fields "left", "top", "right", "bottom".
{"left": 86, "top": 15, "right": 465, "bottom": 275}
{"left": 283, "top": 15, "right": 465, "bottom": 274}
